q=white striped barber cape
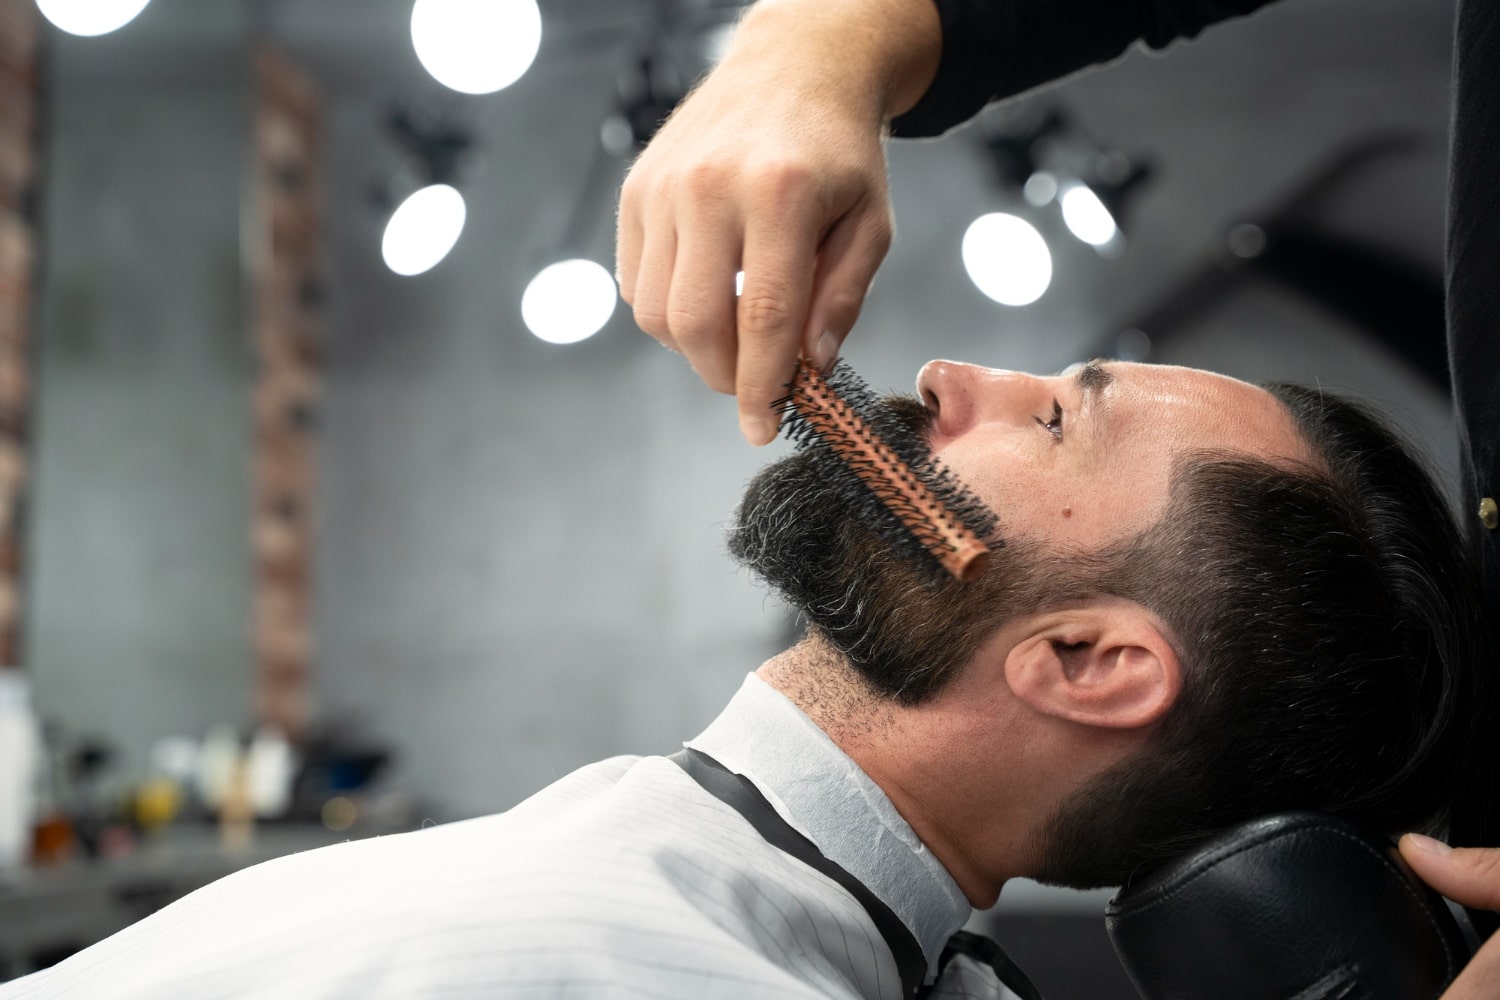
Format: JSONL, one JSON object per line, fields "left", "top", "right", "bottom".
{"left": 2, "top": 675, "right": 1023, "bottom": 999}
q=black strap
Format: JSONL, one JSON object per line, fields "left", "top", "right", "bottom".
{"left": 669, "top": 747, "right": 930, "bottom": 998}
{"left": 938, "top": 930, "right": 1045, "bottom": 1000}
{"left": 668, "top": 747, "right": 1047, "bottom": 1000}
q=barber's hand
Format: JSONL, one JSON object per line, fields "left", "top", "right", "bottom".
{"left": 1400, "top": 834, "right": 1500, "bottom": 999}
{"left": 615, "top": 0, "right": 940, "bottom": 445}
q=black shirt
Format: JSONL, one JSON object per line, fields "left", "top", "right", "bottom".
{"left": 889, "top": 0, "right": 1284, "bottom": 139}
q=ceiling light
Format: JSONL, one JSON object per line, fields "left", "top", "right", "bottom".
{"left": 522, "top": 259, "right": 617, "bottom": 344}
{"left": 1059, "top": 182, "right": 1120, "bottom": 247}
{"left": 381, "top": 184, "right": 467, "bottom": 277}
{"left": 961, "top": 213, "right": 1052, "bottom": 307}
{"left": 410, "top": 0, "right": 542, "bottom": 95}
{"left": 36, "top": 0, "right": 152, "bottom": 36}
{"left": 1022, "top": 171, "right": 1059, "bottom": 207}
{"left": 1062, "top": 159, "right": 1152, "bottom": 253}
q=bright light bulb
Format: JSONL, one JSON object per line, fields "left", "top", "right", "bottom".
{"left": 1023, "top": 171, "right": 1059, "bottom": 207}
{"left": 961, "top": 213, "right": 1052, "bottom": 307}
{"left": 37, "top": 0, "right": 152, "bottom": 36}
{"left": 382, "top": 184, "right": 467, "bottom": 277}
{"left": 522, "top": 259, "right": 617, "bottom": 344}
{"left": 411, "top": 0, "right": 542, "bottom": 95}
{"left": 1060, "top": 183, "right": 1120, "bottom": 247}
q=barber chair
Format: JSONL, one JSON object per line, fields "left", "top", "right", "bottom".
{"left": 1104, "top": 812, "right": 1473, "bottom": 999}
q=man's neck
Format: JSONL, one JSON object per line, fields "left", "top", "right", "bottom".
{"left": 756, "top": 636, "right": 1027, "bottom": 906}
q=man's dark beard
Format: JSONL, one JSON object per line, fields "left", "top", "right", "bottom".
{"left": 728, "top": 392, "right": 1051, "bottom": 703}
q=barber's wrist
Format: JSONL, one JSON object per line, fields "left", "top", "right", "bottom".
{"left": 732, "top": 0, "right": 942, "bottom": 124}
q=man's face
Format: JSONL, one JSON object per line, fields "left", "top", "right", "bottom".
{"left": 729, "top": 359, "right": 1308, "bottom": 701}
{"left": 916, "top": 359, "right": 1310, "bottom": 557}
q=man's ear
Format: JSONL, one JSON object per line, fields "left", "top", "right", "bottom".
{"left": 1003, "top": 598, "right": 1182, "bottom": 730}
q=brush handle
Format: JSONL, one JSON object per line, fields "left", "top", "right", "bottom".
{"left": 787, "top": 359, "right": 991, "bottom": 582}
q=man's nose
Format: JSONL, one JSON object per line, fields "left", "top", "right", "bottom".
{"left": 916, "top": 360, "right": 1053, "bottom": 440}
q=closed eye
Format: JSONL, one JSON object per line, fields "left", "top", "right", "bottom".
{"left": 1034, "top": 398, "right": 1064, "bottom": 441}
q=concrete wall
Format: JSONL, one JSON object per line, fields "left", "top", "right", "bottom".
{"left": 20, "top": 0, "right": 1457, "bottom": 822}
{"left": 28, "top": 8, "right": 254, "bottom": 782}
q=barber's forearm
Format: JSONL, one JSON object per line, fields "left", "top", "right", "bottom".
{"left": 891, "top": 0, "right": 1289, "bottom": 138}
{"left": 732, "top": 0, "right": 942, "bottom": 123}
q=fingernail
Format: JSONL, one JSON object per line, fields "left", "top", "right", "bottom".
{"left": 1404, "top": 833, "right": 1452, "bottom": 856}
{"left": 813, "top": 330, "right": 839, "bottom": 371}
{"left": 740, "top": 414, "right": 775, "bottom": 446}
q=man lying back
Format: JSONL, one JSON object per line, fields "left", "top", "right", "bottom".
{"left": 4, "top": 358, "right": 1485, "bottom": 999}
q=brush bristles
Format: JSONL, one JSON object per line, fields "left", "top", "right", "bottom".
{"left": 773, "top": 359, "right": 997, "bottom": 583}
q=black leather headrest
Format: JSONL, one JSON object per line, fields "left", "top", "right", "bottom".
{"left": 1105, "top": 813, "right": 1471, "bottom": 1000}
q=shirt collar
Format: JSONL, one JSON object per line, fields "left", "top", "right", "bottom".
{"left": 686, "top": 673, "right": 971, "bottom": 973}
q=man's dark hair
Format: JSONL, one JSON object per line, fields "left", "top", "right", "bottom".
{"left": 1035, "top": 383, "right": 1491, "bottom": 887}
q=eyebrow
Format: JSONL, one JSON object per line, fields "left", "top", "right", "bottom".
{"left": 1074, "top": 358, "right": 1114, "bottom": 395}
{"left": 1073, "top": 359, "right": 1114, "bottom": 443}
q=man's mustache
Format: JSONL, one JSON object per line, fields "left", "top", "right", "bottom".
{"left": 876, "top": 392, "right": 934, "bottom": 440}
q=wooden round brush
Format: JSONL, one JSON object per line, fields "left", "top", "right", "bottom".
{"left": 775, "top": 358, "right": 995, "bottom": 583}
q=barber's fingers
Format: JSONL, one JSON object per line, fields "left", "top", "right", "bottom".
{"left": 615, "top": 173, "right": 644, "bottom": 305}
{"left": 627, "top": 219, "right": 680, "bottom": 354}
{"left": 735, "top": 182, "right": 822, "bottom": 445}
{"left": 1399, "top": 836, "right": 1500, "bottom": 999}
{"left": 667, "top": 189, "right": 742, "bottom": 395}
{"left": 803, "top": 196, "right": 894, "bottom": 371}
{"left": 1401, "top": 835, "right": 1500, "bottom": 911}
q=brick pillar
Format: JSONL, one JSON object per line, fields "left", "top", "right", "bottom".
{"left": 250, "top": 48, "right": 322, "bottom": 738}
{"left": 0, "top": 0, "right": 39, "bottom": 670}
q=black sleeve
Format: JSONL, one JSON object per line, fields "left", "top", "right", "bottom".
{"left": 1445, "top": 0, "right": 1500, "bottom": 941}
{"left": 890, "top": 0, "right": 1287, "bottom": 137}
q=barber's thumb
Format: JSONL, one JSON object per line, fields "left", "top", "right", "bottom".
{"left": 1400, "top": 834, "right": 1500, "bottom": 911}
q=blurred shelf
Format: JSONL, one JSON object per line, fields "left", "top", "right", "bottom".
{"left": 0, "top": 824, "right": 368, "bottom": 982}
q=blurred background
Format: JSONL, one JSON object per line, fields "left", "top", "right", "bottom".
{"left": 0, "top": 0, "right": 1457, "bottom": 993}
